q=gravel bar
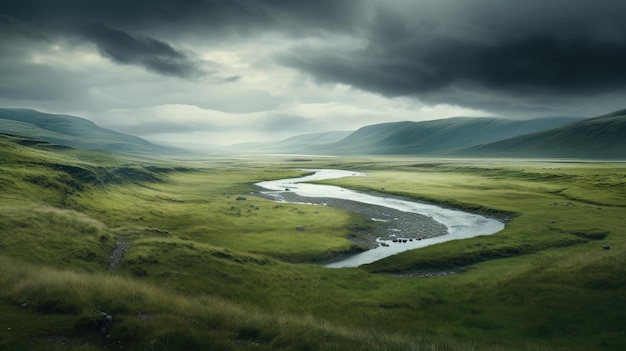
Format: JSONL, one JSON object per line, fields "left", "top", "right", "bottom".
{"left": 256, "top": 189, "right": 448, "bottom": 249}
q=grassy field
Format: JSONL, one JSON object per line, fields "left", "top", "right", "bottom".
{"left": 1, "top": 136, "right": 625, "bottom": 350}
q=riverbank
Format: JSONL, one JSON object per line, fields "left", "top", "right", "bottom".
{"left": 256, "top": 189, "right": 448, "bottom": 249}
{"left": 255, "top": 169, "right": 505, "bottom": 267}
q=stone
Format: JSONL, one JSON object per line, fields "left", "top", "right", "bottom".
{"left": 97, "top": 311, "right": 113, "bottom": 337}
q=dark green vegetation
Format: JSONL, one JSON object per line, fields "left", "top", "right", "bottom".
{"left": 309, "top": 116, "right": 582, "bottom": 155}
{"left": 467, "top": 109, "right": 626, "bottom": 159}
{"left": 0, "top": 109, "right": 180, "bottom": 155}
{"left": 299, "top": 109, "right": 624, "bottom": 159}
{"left": 1, "top": 134, "right": 625, "bottom": 350}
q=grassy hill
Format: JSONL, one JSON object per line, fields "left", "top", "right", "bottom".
{"left": 465, "top": 109, "right": 626, "bottom": 159}
{"left": 311, "top": 116, "right": 581, "bottom": 155}
{"left": 0, "top": 108, "right": 180, "bottom": 155}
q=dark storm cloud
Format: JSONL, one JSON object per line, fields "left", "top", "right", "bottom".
{"left": 78, "top": 23, "right": 204, "bottom": 79}
{"left": 0, "top": 0, "right": 362, "bottom": 79}
{"left": 452, "top": 37, "right": 626, "bottom": 94}
{"left": 1, "top": 5, "right": 207, "bottom": 80}
{"left": 3, "top": 0, "right": 626, "bottom": 116}
{"left": 0, "top": 0, "right": 363, "bottom": 35}
{"left": 0, "top": 15, "right": 48, "bottom": 41}
{"left": 280, "top": 0, "right": 626, "bottom": 113}
{"left": 283, "top": 35, "right": 626, "bottom": 96}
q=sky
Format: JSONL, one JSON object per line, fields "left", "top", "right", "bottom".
{"left": 1, "top": 0, "right": 626, "bottom": 145}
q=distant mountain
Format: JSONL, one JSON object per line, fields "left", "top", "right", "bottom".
{"left": 231, "top": 131, "right": 352, "bottom": 153}
{"left": 464, "top": 109, "right": 626, "bottom": 159}
{"left": 311, "top": 116, "right": 582, "bottom": 155}
{"left": 0, "top": 108, "right": 180, "bottom": 155}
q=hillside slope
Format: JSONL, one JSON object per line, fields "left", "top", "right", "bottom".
{"left": 311, "top": 116, "right": 581, "bottom": 155}
{"left": 466, "top": 109, "right": 626, "bottom": 159}
{"left": 0, "top": 108, "right": 179, "bottom": 155}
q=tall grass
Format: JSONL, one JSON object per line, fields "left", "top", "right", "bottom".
{"left": 1, "top": 255, "right": 476, "bottom": 351}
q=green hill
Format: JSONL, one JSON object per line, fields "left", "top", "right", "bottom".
{"left": 466, "top": 109, "right": 626, "bottom": 159}
{"left": 0, "top": 108, "right": 180, "bottom": 155}
{"left": 311, "top": 116, "right": 581, "bottom": 155}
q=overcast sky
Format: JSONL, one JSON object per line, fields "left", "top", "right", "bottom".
{"left": 2, "top": 0, "right": 626, "bottom": 145}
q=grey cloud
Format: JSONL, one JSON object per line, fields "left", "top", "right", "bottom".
{"left": 0, "top": 15, "right": 49, "bottom": 41}
{"left": 0, "top": 30, "right": 86, "bottom": 105}
{"left": 0, "top": 63, "right": 82, "bottom": 101}
{"left": 1, "top": 12, "right": 206, "bottom": 80}
{"left": 284, "top": 35, "right": 626, "bottom": 97}
{"left": 78, "top": 23, "right": 204, "bottom": 79}
{"left": 3, "top": 0, "right": 626, "bottom": 116}
{"left": 451, "top": 37, "right": 626, "bottom": 94}
{"left": 280, "top": 0, "right": 626, "bottom": 114}
{"left": 110, "top": 113, "right": 323, "bottom": 138}
{"left": 0, "top": 0, "right": 362, "bottom": 79}
{"left": 249, "top": 113, "right": 329, "bottom": 134}
{"left": 261, "top": 114, "right": 321, "bottom": 132}
{"left": 108, "top": 121, "right": 204, "bottom": 136}
{"left": 0, "top": 0, "right": 364, "bottom": 37}
{"left": 223, "top": 76, "right": 241, "bottom": 83}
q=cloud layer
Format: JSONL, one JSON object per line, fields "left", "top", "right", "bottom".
{"left": 78, "top": 23, "right": 205, "bottom": 79}
{"left": 2, "top": 0, "right": 625, "bottom": 144}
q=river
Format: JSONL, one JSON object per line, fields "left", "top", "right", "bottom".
{"left": 256, "top": 169, "right": 504, "bottom": 268}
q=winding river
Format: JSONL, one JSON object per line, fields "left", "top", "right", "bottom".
{"left": 256, "top": 169, "right": 504, "bottom": 268}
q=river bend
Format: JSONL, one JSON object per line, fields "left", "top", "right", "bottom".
{"left": 256, "top": 169, "right": 504, "bottom": 268}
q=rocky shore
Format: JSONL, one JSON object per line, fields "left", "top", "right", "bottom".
{"left": 256, "top": 189, "right": 448, "bottom": 249}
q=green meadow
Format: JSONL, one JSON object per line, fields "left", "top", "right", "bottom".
{"left": 1, "top": 135, "right": 625, "bottom": 350}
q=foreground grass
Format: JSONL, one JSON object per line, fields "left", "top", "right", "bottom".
{"left": 1, "top": 256, "right": 436, "bottom": 351}
{"left": 75, "top": 170, "right": 358, "bottom": 263}
{"left": 1, "top": 136, "right": 625, "bottom": 350}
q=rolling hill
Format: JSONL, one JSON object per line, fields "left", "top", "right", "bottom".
{"left": 0, "top": 108, "right": 180, "bottom": 155}
{"left": 310, "top": 116, "right": 582, "bottom": 155}
{"left": 465, "top": 109, "right": 626, "bottom": 159}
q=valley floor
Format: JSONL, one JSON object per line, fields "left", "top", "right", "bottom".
{"left": 1, "top": 137, "right": 625, "bottom": 350}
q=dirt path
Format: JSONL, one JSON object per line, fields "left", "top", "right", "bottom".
{"left": 109, "top": 238, "right": 130, "bottom": 270}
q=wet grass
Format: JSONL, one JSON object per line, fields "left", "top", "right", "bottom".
{"left": 1, "top": 136, "right": 625, "bottom": 350}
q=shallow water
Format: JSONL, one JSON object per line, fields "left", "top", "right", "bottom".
{"left": 256, "top": 169, "right": 504, "bottom": 268}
